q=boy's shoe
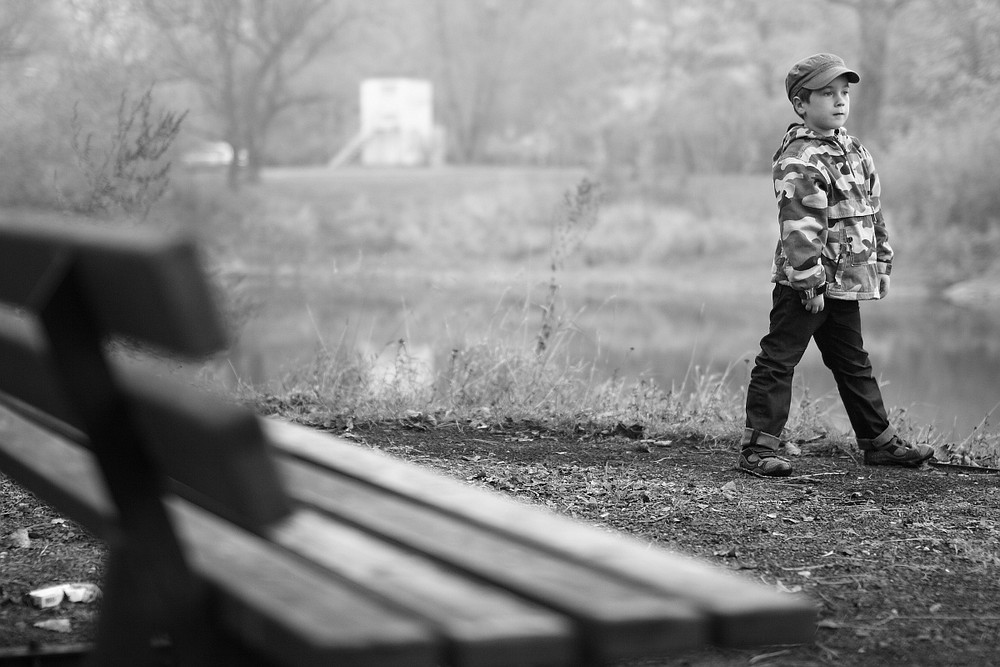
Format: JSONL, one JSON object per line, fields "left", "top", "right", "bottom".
{"left": 738, "top": 449, "right": 793, "bottom": 477}
{"left": 862, "top": 435, "right": 934, "bottom": 467}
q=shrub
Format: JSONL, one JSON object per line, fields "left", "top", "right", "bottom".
{"left": 69, "top": 86, "right": 186, "bottom": 221}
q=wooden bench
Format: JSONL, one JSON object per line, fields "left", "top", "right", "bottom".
{"left": 0, "top": 220, "right": 816, "bottom": 666}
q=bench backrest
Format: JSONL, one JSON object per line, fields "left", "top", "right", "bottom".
{"left": 0, "top": 220, "right": 291, "bottom": 664}
{"left": 0, "top": 221, "right": 289, "bottom": 533}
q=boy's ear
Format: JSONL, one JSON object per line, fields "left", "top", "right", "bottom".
{"left": 792, "top": 96, "right": 806, "bottom": 116}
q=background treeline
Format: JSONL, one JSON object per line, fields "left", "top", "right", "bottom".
{"left": 0, "top": 0, "right": 997, "bottom": 240}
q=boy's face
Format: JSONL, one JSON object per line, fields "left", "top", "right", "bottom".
{"left": 794, "top": 74, "right": 851, "bottom": 136}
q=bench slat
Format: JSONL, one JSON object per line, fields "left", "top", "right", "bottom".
{"left": 0, "top": 311, "right": 82, "bottom": 428}
{"left": 0, "top": 222, "right": 226, "bottom": 357}
{"left": 121, "top": 368, "right": 292, "bottom": 530}
{"left": 0, "top": 403, "right": 115, "bottom": 538}
{"left": 273, "top": 510, "right": 576, "bottom": 667}
{"left": 0, "top": 317, "right": 290, "bottom": 530}
{"left": 0, "top": 407, "right": 441, "bottom": 667}
{"left": 173, "top": 502, "right": 440, "bottom": 667}
{"left": 265, "top": 419, "right": 817, "bottom": 648}
{"left": 0, "top": 403, "right": 579, "bottom": 667}
{"left": 280, "top": 457, "right": 707, "bottom": 663}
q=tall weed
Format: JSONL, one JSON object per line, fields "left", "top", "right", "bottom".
{"left": 537, "top": 178, "right": 602, "bottom": 353}
{"left": 69, "top": 86, "right": 186, "bottom": 221}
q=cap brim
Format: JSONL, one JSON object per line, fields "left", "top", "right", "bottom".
{"left": 804, "top": 66, "right": 860, "bottom": 90}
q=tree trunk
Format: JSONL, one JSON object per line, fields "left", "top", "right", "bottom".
{"left": 226, "top": 154, "right": 241, "bottom": 191}
{"left": 853, "top": 4, "right": 892, "bottom": 140}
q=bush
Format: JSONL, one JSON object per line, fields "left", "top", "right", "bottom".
{"left": 881, "top": 114, "right": 1000, "bottom": 286}
{"left": 70, "top": 86, "right": 186, "bottom": 220}
{"left": 883, "top": 117, "right": 1000, "bottom": 232}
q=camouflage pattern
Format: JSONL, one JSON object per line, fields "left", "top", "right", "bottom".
{"left": 771, "top": 123, "right": 892, "bottom": 300}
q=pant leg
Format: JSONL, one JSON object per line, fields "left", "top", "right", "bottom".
{"left": 811, "top": 298, "right": 891, "bottom": 441}
{"left": 745, "top": 285, "right": 826, "bottom": 437}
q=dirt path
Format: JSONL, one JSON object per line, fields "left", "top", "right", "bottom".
{"left": 3, "top": 421, "right": 1000, "bottom": 665}
{"left": 358, "top": 421, "right": 1000, "bottom": 667}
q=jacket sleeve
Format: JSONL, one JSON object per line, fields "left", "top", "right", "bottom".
{"left": 861, "top": 145, "right": 894, "bottom": 274}
{"left": 773, "top": 154, "right": 828, "bottom": 292}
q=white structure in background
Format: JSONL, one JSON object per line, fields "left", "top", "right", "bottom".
{"left": 330, "top": 78, "right": 441, "bottom": 168}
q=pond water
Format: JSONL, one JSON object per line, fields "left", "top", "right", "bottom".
{"left": 228, "top": 266, "right": 1000, "bottom": 443}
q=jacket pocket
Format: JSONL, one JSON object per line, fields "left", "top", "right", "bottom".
{"left": 844, "top": 217, "right": 877, "bottom": 266}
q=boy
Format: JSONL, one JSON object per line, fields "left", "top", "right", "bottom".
{"left": 739, "top": 53, "right": 933, "bottom": 477}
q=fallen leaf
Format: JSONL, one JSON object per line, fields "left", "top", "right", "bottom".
{"left": 749, "top": 649, "right": 792, "bottom": 665}
{"left": 775, "top": 581, "right": 802, "bottom": 594}
{"left": 782, "top": 441, "right": 802, "bottom": 456}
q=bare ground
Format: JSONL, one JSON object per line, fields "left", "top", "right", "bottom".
{"left": 3, "top": 420, "right": 1000, "bottom": 666}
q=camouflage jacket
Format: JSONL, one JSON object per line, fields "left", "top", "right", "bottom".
{"left": 771, "top": 123, "right": 892, "bottom": 301}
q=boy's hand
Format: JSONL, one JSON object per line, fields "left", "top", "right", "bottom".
{"left": 804, "top": 294, "right": 825, "bottom": 314}
{"left": 879, "top": 274, "right": 891, "bottom": 298}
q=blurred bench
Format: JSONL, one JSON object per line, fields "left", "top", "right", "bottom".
{"left": 0, "top": 220, "right": 816, "bottom": 666}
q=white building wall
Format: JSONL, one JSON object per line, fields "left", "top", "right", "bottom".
{"left": 360, "top": 78, "right": 434, "bottom": 166}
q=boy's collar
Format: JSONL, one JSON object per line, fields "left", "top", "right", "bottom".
{"left": 789, "top": 123, "right": 846, "bottom": 140}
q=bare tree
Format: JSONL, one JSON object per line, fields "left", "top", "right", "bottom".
{"left": 140, "top": 0, "right": 354, "bottom": 188}
{"left": 424, "top": 0, "right": 539, "bottom": 162}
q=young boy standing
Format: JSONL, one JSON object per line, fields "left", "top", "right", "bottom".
{"left": 739, "top": 53, "right": 933, "bottom": 477}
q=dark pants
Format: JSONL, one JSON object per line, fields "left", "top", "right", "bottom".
{"left": 745, "top": 284, "right": 890, "bottom": 442}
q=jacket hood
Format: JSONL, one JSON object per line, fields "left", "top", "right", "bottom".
{"left": 772, "top": 123, "right": 842, "bottom": 161}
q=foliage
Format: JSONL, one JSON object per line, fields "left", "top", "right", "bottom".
{"left": 883, "top": 118, "right": 1000, "bottom": 232}
{"left": 69, "top": 86, "right": 186, "bottom": 220}
{"left": 879, "top": 92, "right": 1000, "bottom": 285}
{"left": 0, "top": 0, "right": 998, "bottom": 229}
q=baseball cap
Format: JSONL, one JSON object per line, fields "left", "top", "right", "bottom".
{"left": 785, "top": 53, "right": 860, "bottom": 101}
